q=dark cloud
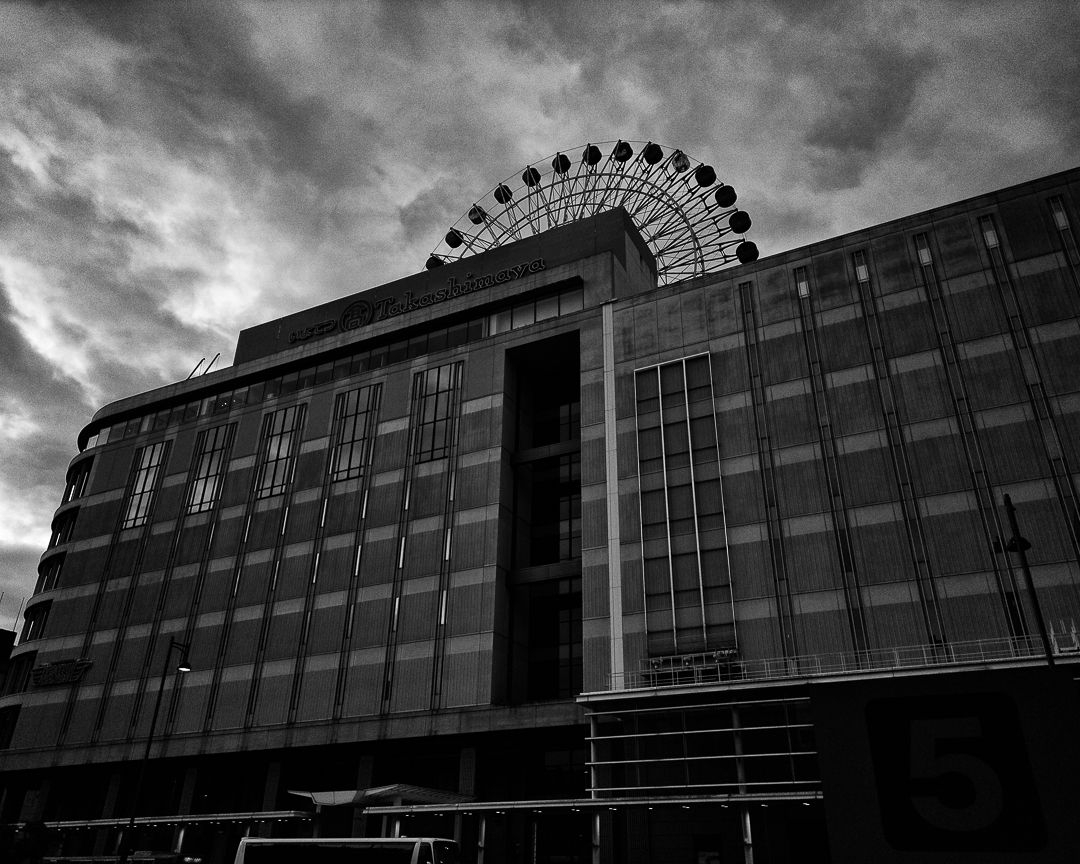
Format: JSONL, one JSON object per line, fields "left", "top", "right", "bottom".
{"left": 399, "top": 182, "right": 477, "bottom": 247}
{"left": 59, "top": 0, "right": 377, "bottom": 193}
{"left": 800, "top": 43, "right": 935, "bottom": 191}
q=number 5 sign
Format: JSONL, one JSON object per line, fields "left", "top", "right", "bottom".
{"left": 810, "top": 667, "right": 1080, "bottom": 862}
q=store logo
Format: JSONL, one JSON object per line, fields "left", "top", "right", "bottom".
{"left": 287, "top": 257, "right": 545, "bottom": 344}
{"left": 340, "top": 298, "right": 376, "bottom": 332}
{"left": 288, "top": 319, "right": 337, "bottom": 344}
{"left": 31, "top": 658, "right": 93, "bottom": 687}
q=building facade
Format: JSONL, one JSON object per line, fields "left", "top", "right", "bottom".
{"left": 1, "top": 169, "right": 1079, "bottom": 863}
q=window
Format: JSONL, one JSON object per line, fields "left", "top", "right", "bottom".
{"left": 121, "top": 441, "right": 169, "bottom": 529}
{"left": 0, "top": 705, "right": 20, "bottom": 750}
{"left": 331, "top": 386, "right": 380, "bottom": 482}
{"left": 255, "top": 405, "right": 305, "bottom": 498}
{"left": 3, "top": 652, "right": 36, "bottom": 696}
{"left": 187, "top": 425, "right": 235, "bottom": 514}
{"left": 527, "top": 577, "right": 583, "bottom": 701}
{"left": 48, "top": 510, "right": 78, "bottom": 548}
{"left": 978, "top": 214, "right": 1000, "bottom": 249}
{"left": 412, "top": 364, "right": 461, "bottom": 462}
{"left": 793, "top": 266, "right": 810, "bottom": 298}
{"left": 521, "top": 453, "right": 582, "bottom": 566}
{"left": 914, "top": 233, "right": 933, "bottom": 266}
{"left": 63, "top": 459, "right": 92, "bottom": 503}
{"left": 21, "top": 602, "right": 50, "bottom": 643}
{"left": 852, "top": 250, "right": 870, "bottom": 283}
{"left": 1049, "top": 196, "right": 1070, "bottom": 232}
{"left": 35, "top": 555, "right": 63, "bottom": 593}
{"left": 635, "top": 355, "right": 733, "bottom": 656}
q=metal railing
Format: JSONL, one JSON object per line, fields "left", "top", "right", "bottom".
{"left": 608, "top": 633, "right": 1078, "bottom": 691}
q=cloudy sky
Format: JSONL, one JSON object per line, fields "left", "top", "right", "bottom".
{"left": 0, "top": 0, "right": 1077, "bottom": 625}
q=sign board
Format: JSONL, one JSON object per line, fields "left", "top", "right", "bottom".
{"left": 31, "top": 658, "right": 92, "bottom": 686}
{"left": 810, "top": 666, "right": 1080, "bottom": 863}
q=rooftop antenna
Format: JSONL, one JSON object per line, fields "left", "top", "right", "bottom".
{"left": 186, "top": 358, "right": 206, "bottom": 380}
{"left": 202, "top": 353, "right": 220, "bottom": 375}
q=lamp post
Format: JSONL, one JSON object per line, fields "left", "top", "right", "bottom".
{"left": 119, "top": 637, "right": 190, "bottom": 864}
{"left": 995, "top": 494, "right": 1055, "bottom": 667}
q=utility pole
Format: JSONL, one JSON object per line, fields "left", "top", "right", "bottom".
{"left": 994, "top": 495, "right": 1055, "bottom": 667}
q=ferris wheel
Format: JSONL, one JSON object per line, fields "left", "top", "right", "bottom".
{"left": 425, "top": 140, "right": 758, "bottom": 286}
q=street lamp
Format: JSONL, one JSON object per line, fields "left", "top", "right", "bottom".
{"left": 994, "top": 494, "right": 1055, "bottom": 667}
{"left": 119, "top": 637, "right": 190, "bottom": 864}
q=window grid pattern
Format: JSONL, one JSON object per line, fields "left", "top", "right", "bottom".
{"left": 255, "top": 405, "right": 305, "bottom": 498}
{"left": 121, "top": 441, "right": 169, "bottom": 529}
{"left": 331, "top": 385, "right": 380, "bottom": 481}
{"left": 187, "top": 425, "right": 235, "bottom": 514}
{"left": 412, "top": 364, "right": 461, "bottom": 463}
{"left": 635, "top": 354, "right": 734, "bottom": 656}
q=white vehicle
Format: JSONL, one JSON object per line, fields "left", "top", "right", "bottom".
{"left": 233, "top": 837, "right": 459, "bottom": 864}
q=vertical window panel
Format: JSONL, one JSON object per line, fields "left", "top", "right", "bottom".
{"left": 63, "top": 460, "right": 93, "bottom": 503}
{"left": 412, "top": 363, "right": 461, "bottom": 463}
{"left": 635, "top": 353, "right": 732, "bottom": 656}
{"left": 187, "top": 425, "right": 235, "bottom": 514}
{"left": 331, "top": 385, "right": 380, "bottom": 482}
{"left": 121, "top": 441, "right": 169, "bottom": 529}
{"left": 255, "top": 405, "right": 305, "bottom": 498}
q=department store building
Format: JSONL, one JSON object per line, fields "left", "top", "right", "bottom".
{"left": 2, "top": 163, "right": 1079, "bottom": 864}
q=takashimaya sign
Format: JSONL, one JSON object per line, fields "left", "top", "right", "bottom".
{"left": 289, "top": 257, "right": 546, "bottom": 344}
{"left": 31, "top": 658, "right": 92, "bottom": 687}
